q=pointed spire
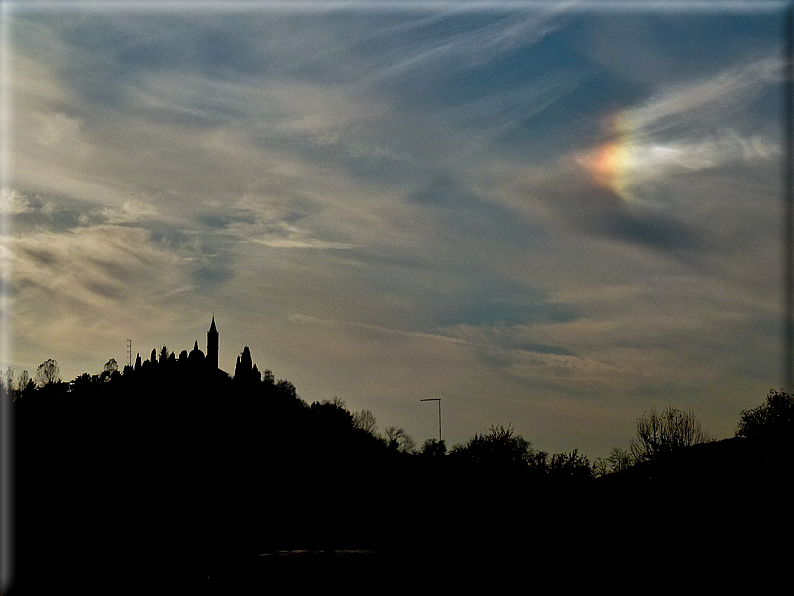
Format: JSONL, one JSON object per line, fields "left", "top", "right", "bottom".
{"left": 207, "top": 314, "right": 219, "bottom": 370}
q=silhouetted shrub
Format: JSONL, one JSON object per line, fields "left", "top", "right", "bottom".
{"left": 736, "top": 388, "right": 794, "bottom": 442}
{"left": 630, "top": 405, "right": 712, "bottom": 463}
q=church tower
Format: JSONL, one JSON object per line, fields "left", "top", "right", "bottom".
{"left": 207, "top": 316, "right": 219, "bottom": 371}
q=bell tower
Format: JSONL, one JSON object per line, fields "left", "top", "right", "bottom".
{"left": 207, "top": 315, "right": 219, "bottom": 371}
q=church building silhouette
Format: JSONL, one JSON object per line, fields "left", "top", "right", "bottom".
{"left": 133, "top": 316, "right": 260, "bottom": 383}
{"left": 134, "top": 316, "right": 228, "bottom": 376}
{"left": 186, "top": 315, "right": 219, "bottom": 370}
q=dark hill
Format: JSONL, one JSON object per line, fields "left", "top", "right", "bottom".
{"left": 9, "top": 369, "right": 794, "bottom": 591}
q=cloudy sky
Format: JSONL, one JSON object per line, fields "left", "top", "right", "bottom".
{"left": 1, "top": 1, "right": 789, "bottom": 457}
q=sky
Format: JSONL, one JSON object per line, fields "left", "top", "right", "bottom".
{"left": 1, "top": 1, "right": 789, "bottom": 458}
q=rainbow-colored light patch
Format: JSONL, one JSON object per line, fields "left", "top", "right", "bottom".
{"left": 579, "top": 112, "right": 635, "bottom": 201}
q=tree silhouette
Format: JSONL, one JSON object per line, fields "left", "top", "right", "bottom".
{"left": 420, "top": 438, "right": 446, "bottom": 457}
{"left": 736, "top": 388, "right": 794, "bottom": 442}
{"left": 606, "top": 446, "right": 632, "bottom": 473}
{"left": 103, "top": 358, "right": 117, "bottom": 374}
{"left": 352, "top": 409, "right": 379, "bottom": 436}
{"left": 17, "top": 369, "right": 34, "bottom": 398}
{"left": 630, "top": 406, "right": 712, "bottom": 463}
{"left": 385, "top": 426, "right": 414, "bottom": 453}
{"left": 450, "top": 424, "right": 534, "bottom": 470}
{"left": 548, "top": 449, "right": 594, "bottom": 482}
{"left": 234, "top": 346, "right": 261, "bottom": 384}
{"left": 35, "top": 358, "right": 60, "bottom": 386}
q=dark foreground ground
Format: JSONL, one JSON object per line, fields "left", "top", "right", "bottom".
{"left": 9, "top": 437, "right": 794, "bottom": 594}
{"left": 6, "top": 518, "right": 790, "bottom": 595}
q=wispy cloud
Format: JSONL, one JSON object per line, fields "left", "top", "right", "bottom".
{"left": 592, "top": 53, "right": 784, "bottom": 201}
{"left": 4, "top": 7, "right": 785, "bottom": 456}
{"left": 367, "top": 7, "right": 568, "bottom": 78}
{"left": 627, "top": 53, "right": 782, "bottom": 139}
{"left": 251, "top": 222, "right": 357, "bottom": 250}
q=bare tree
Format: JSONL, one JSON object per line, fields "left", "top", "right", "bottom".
{"left": 630, "top": 406, "right": 712, "bottom": 463}
{"left": 606, "top": 446, "right": 632, "bottom": 473}
{"left": 35, "top": 358, "right": 60, "bottom": 387}
{"left": 385, "top": 426, "right": 415, "bottom": 453}
{"left": 351, "top": 409, "right": 379, "bottom": 437}
{"left": 322, "top": 396, "right": 347, "bottom": 409}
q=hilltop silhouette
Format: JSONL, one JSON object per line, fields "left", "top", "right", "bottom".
{"left": 4, "top": 320, "right": 793, "bottom": 591}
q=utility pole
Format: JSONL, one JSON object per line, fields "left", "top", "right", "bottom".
{"left": 127, "top": 339, "right": 132, "bottom": 369}
{"left": 420, "top": 398, "right": 442, "bottom": 442}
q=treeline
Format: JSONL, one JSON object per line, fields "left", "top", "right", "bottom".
{"left": 6, "top": 354, "right": 794, "bottom": 590}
